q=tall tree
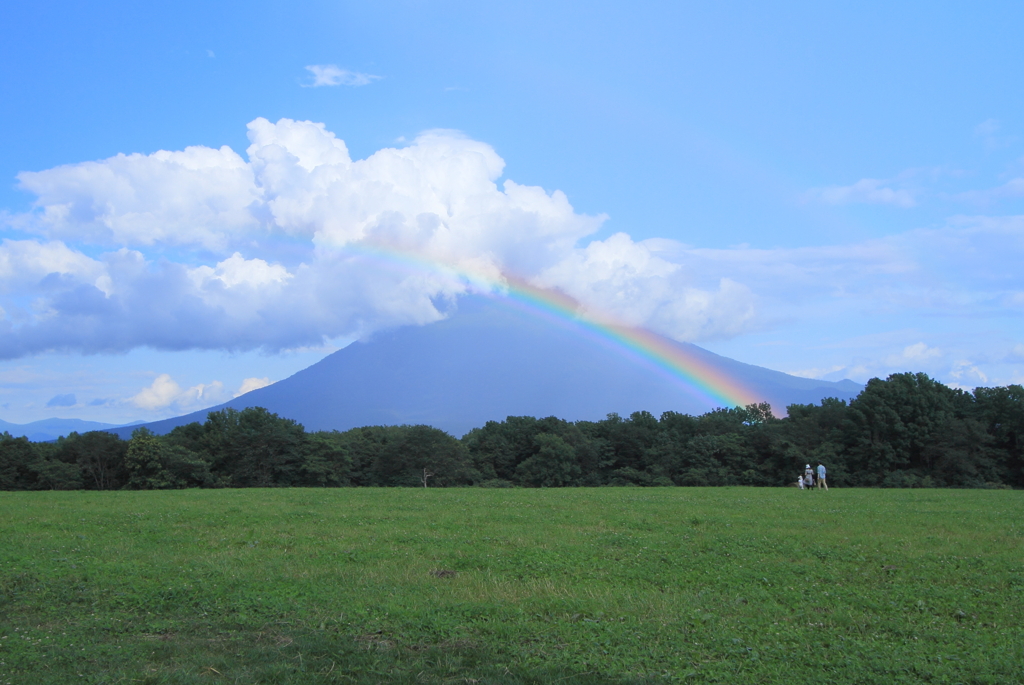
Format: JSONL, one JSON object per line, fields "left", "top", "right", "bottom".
{"left": 973, "top": 384, "right": 1024, "bottom": 487}
{"left": 0, "top": 433, "right": 40, "bottom": 490}
{"left": 298, "top": 431, "right": 354, "bottom": 487}
{"left": 124, "top": 428, "right": 213, "bottom": 489}
{"left": 515, "top": 433, "right": 581, "bottom": 487}
{"left": 202, "top": 407, "right": 306, "bottom": 487}
{"left": 843, "top": 373, "right": 974, "bottom": 486}
{"left": 372, "top": 425, "right": 478, "bottom": 487}
{"left": 58, "top": 431, "right": 128, "bottom": 490}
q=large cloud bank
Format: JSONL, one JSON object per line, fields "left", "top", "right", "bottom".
{"left": 0, "top": 118, "right": 753, "bottom": 358}
{"left": 2, "top": 118, "right": 1022, "bottom": 367}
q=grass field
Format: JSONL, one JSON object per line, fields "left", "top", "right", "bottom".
{"left": 0, "top": 487, "right": 1021, "bottom": 684}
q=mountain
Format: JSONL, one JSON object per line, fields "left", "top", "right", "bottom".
{"left": 107, "top": 296, "right": 862, "bottom": 439}
{"left": 0, "top": 417, "right": 130, "bottom": 442}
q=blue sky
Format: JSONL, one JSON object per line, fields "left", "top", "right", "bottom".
{"left": 1, "top": 0, "right": 1023, "bottom": 424}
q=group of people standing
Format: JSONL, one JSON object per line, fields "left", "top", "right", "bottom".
{"left": 798, "top": 463, "right": 827, "bottom": 490}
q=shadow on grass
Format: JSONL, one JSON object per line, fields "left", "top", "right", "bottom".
{"left": 9, "top": 625, "right": 670, "bottom": 685}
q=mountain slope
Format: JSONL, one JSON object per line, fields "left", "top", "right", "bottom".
{"left": 0, "top": 417, "right": 128, "bottom": 442}
{"left": 109, "top": 296, "right": 861, "bottom": 438}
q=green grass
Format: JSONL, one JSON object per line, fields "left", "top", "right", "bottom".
{"left": 0, "top": 487, "right": 1021, "bottom": 684}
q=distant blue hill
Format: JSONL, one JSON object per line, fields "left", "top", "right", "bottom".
{"left": 107, "top": 296, "right": 862, "bottom": 438}
{"left": 0, "top": 417, "right": 131, "bottom": 442}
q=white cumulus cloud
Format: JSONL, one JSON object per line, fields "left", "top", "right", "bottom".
{"left": 893, "top": 342, "right": 942, "bottom": 363}
{"left": 188, "top": 253, "right": 292, "bottom": 290}
{"left": 131, "top": 373, "right": 226, "bottom": 411}
{"left": 131, "top": 374, "right": 183, "bottom": 410}
{"left": 235, "top": 377, "right": 272, "bottom": 396}
{"left": 0, "top": 239, "right": 107, "bottom": 295}
{"left": 2, "top": 119, "right": 622, "bottom": 357}
{"left": 4, "top": 119, "right": 1024, "bottom": 366}
{"left": 17, "top": 145, "right": 260, "bottom": 250}
{"left": 535, "top": 233, "right": 757, "bottom": 341}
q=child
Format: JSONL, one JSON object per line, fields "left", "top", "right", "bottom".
{"left": 797, "top": 474, "right": 805, "bottom": 490}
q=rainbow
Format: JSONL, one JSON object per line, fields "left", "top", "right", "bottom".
{"left": 338, "top": 243, "right": 761, "bottom": 410}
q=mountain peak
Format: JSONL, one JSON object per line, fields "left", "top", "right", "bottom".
{"left": 111, "top": 296, "right": 861, "bottom": 437}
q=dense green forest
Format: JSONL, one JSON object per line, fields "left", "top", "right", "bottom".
{"left": 1, "top": 372, "right": 1021, "bottom": 490}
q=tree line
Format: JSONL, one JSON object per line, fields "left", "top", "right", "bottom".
{"left": 1, "top": 372, "right": 1021, "bottom": 491}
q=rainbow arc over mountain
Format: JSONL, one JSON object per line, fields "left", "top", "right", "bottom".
{"left": 344, "top": 243, "right": 762, "bottom": 410}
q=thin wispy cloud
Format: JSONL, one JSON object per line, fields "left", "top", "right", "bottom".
{"left": 808, "top": 163, "right": 1024, "bottom": 209}
{"left": 805, "top": 178, "right": 916, "bottom": 208}
{"left": 1006, "top": 344, "right": 1024, "bottom": 363}
{"left": 955, "top": 178, "right": 1024, "bottom": 204}
{"left": 974, "top": 118, "right": 1017, "bottom": 150}
{"left": 303, "top": 64, "right": 381, "bottom": 87}
{"left": 975, "top": 118, "right": 1000, "bottom": 139}
{"left": 789, "top": 339, "right": 993, "bottom": 389}
{"left": 46, "top": 393, "right": 76, "bottom": 407}
{"left": 950, "top": 359, "right": 988, "bottom": 384}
